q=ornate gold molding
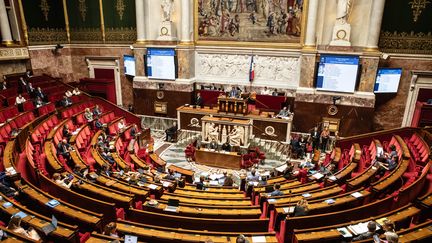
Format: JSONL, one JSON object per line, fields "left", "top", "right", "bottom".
{"left": 17, "top": 0, "right": 28, "bottom": 46}
{"left": 379, "top": 31, "right": 432, "bottom": 54}
{"left": 0, "top": 47, "right": 29, "bottom": 60}
{"left": 39, "top": 0, "right": 50, "bottom": 21}
{"left": 105, "top": 27, "right": 136, "bottom": 43}
{"left": 28, "top": 28, "right": 68, "bottom": 44}
{"left": 63, "top": 0, "right": 70, "bottom": 43}
{"left": 70, "top": 28, "right": 103, "bottom": 43}
{"left": 99, "top": 0, "right": 105, "bottom": 42}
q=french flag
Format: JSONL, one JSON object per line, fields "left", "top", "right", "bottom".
{"left": 249, "top": 55, "right": 255, "bottom": 82}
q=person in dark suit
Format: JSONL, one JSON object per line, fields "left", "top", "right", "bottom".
{"left": 0, "top": 78, "right": 7, "bottom": 90}
{"left": 310, "top": 126, "right": 320, "bottom": 152}
{"left": 195, "top": 92, "right": 204, "bottom": 107}
{"left": 195, "top": 176, "right": 205, "bottom": 190}
{"left": 270, "top": 183, "right": 283, "bottom": 196}
{"left": 221, "top": 140, "right": 231, "bottom": 152}
{"left": 209, "top": 139, "right": 218, "bottom": 150}
{"left": 34, "top": 87, "right": 48, "bottom": 102}
{"left": 229, "top": 86, "right": 239, "bottom": 98}
{"left": 61, "top": 95, "right": 72, "bottom": 107}
{"left": 165, "top": 122, "right": 178, "bottom": 142}
{"left": 95, "top": 117, "right": 104, "bottom": 130}
{"left": 57, "top": 139, "right": 72, "bottom": 161}
{"left": 62, "top": 124, "right": 72, "bottom": 141}
{"left": 93, "top": 105, "right": 102, "bottom": 116}
{"left": 293, "top": 199, "right": 309, "bottom": 216}
{"left": 352, "top": 221, "right": 379, "bottom": 241}
{"left": 18, "top": 77, "right": 27, "bottom": 93}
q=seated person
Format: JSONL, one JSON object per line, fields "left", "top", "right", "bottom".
{"left": 261, "top": 86, "right": 272, "bottom": 95}
{"left": 95, "top": 117, "right": 104, "bottom": 130}
{"left": 223, "top": 173, "right": 234, "bottom": 186}
{"left": 0, "top": 77, "right": 6, "bottom": 90}
{"left": 247, "top": 91, "right": 257, "bottom": 112}
{"left": 34, "top": 96, "right": 45, "bottom": 108}
{"left": 0, "top": 182, "right": 18, "bottom": 197}
{"left": 164, "top": 170, "right": 176, "bottom": 181}
{"left": 100, "top": 147, "right": 116, "bottom": 165}
{"left": 247, "top": 169, "right": 260, "bottom": 183}
{"left": 84, "top": 108, "right": 93, "bottom": 122}
{"left": 283, "top": 161, "right": 294, "bottom": 179}
{"left": 26, "top": 82, "right": 35, "bottom": 96}
{"left": 195, "top": 92, "right": 204, "bottom": 107}
{"left": 165, "top": 122, "right": 178, "bottom": 142}
{"left": 130, "top": 124, "right": 139, "bottom": 138}
{"left": 209, "top": 138, "right": 218, "bottom": 150}
{"left": 352, "top": 221, "right": 379, "bottom": 241}
{"left": 34, "top": 87, "right": 48, "bottom": 102}
{"left": 7, "top": 215, "right": 41, "bottom": 241}
{"left": 57, "top": 139, "right": 73, "bottom": 160}
{"left": 53, "top": 173, "right": 74, "bottom": 189}
{"left": 93, "top": 104, "right": 102, "bottom": 116}
{"left": 62, "top": 124, "right": 72, "bottom": 141}
{"left": 61, "top": 95, "right": 72, "bottom": 107}
{"left": 293, "top": 199, "right": 309, "bottom": 216}
{"left": 72, "top": 87, "right": 81, "bottom": 96}
{"left": 15, "top": 94, "right": 26, "bottom": 112}
{"left": 100, "top": 164, "right": 113, "bottom": 177}
{"left": 65, "top": 90, "right": 73, "bottom": 98}
{"left": 229, "top": 86, "right": 239, "bottom": 98}
{"left": 103, "top": 222, "right": 119, "bottom": 238}
{"left": 270, "top": 183, "right": 283, "bottom": 196}
{"left": 276, "top": 106, "right": 290, "bottom": 118}
{"left": 195, "top": 176, "right": 205, "bottom": 190}
{"left": 272, "top": 88, "right": 279, "bottom": 96}
{"left": 117, "top": 119, "right": 126, "bottom": 133}
{"left": 221, "top": 140, "right": 231, "bottom": 152}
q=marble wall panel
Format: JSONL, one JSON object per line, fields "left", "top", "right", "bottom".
{"left": 358, "top": 56, "right": 380, "bottom": 92}
{"left": 0, "top": 60, "right": 28, "bottom": 79}
{"left": 177, "top": 48, "right": 194, "bottom": 80}
{"left": 29, "top": 48, "right": 74, "bottom": 83}
{"left": 299, "top": 54, "right": 316, "bottom": 88}
{"left": 374, "top": 57, "right": 432, "bottom": 130}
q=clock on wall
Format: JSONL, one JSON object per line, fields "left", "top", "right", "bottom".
{"left": 160, "top": 27, "right": 169, "bottom": 36}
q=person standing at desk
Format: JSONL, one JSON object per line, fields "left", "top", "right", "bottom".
{"left": 221, "top": 140, "right": 231, "bottom": 152}
{"left": 276, "top": 106, "right": 290, "bottom": 118}
{"left": 195, "top": 92, "right": 204, "bottom": 107}
{"left": 229, "top": 86, "right": 239, "bottom": 98}
{"left": 165, "top": 122, "right": 178, "bottom": 142}
{"left": 209, "top": 138, "right": 218, "bottom": 150}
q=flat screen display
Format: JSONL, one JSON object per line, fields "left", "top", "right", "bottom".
{"left": 123, "top": 55, "right": 136, "bottom": 76}
{"left": 146, "top": 48, "right": 176, "bottom": 80}
{"left": 374, "top": 68, "right": 402, "bottom": 93}
{"left": 316, "top": 55, "right": 360, "bottom": 93}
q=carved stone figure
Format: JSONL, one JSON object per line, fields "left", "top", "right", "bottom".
{"left": 336, "top": 0, "right": 353, "bottom": 24}
{"left": 229, "top": 126, "right": 242, "bottom": 146}
{"left": 207, "top": 123, "right": 219, "bottom": 142}
{"left": 161, "top": 0, "right": 174, "bottom": 22}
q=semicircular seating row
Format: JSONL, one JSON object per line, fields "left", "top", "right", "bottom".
{"left": 0, "top": 74, "right": 431, "bottom": 243}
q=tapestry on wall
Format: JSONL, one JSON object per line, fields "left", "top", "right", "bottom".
{"left": 196, "top": 0, "right": 305, "bottom": 45}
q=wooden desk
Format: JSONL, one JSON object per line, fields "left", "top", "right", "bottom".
{"left": 150, "top": 153, "right": 167, "bottom": 169}
{"left": 167, "top": 164, "right": 193, "bottom": 182}
{"left": 195, "top": 149, "right": 241, "bottom": 169}
{"left": 218, "top": 97, "right": 247, "bottom": 115}
{"left": 160, "top": 194, "right": 251, "bottom": 206}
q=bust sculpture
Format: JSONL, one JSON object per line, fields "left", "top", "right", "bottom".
{"left": 336, "top": 0, "right": 353, "bottom": 24}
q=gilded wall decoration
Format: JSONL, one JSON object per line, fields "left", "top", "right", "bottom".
{"left": 28, "top": 28, "right": 68, "bottom": 44}
{"left": 39, "top": 0, "right": 50, "bottom": 21}
{"left": 379, "top": 31, "right": 432, "bottom": 54}
{"left": 70, "top": 28, "right": 102, "bottom": 43}
{"left": 116, "top": 0, "right": 126, "bottom": 20}
{"left": 409, "top": 0, "right": 430, "bottom": 22}
{"left": 105, "top": 27, "right": 136, "bottom": 43}
{"left": 195, "top": 0, "right": 306, "bottom": 46}
{"left": 79, "top": 0, "right": 87, "bottom": 21}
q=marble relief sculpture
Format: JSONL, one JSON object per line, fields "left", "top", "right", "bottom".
{"left": 336, "top": 0, "right": 353, "bottom": 24}
{"left": 207, "top": 123, "right": 220, "bottom": 142}
{"left": 229, "top": 126, "right": 243, "bottom": 146}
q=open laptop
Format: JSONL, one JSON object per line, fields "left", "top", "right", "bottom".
{"left": 41, "top": 215, "right": 58, "bottom": 235}
{"left": 164, "top": 199, "right": 180, "bottom": 212}
{"left": 124, "top": 235, "right": 138, "bottom": 243}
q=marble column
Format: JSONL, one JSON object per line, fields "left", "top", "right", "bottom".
{"left": 303, "top": 0, "right": 319, "bottom": 47}
{"left": 365, "top": 0, "right": 386, "bottom": 50}
{"left": 0, "top": 0, "right": 13, "bottom": 45}
{"left": 181, "top": 0, "right": 192, "bottom": 42}
{"left": 135, "top": 0, "right": 145, "bottom": 43}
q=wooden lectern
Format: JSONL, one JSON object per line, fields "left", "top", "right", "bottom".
{"left": 217, "top": 97, "right": 247, "bottom": 115}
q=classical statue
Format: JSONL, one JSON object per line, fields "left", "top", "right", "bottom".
{"left": 229, "top": 126, "right": 242, "bottom": 146}
{"left": 207, "top": 123, "right": 219, "bottom": 142}
{"left": 336, "top": 0, "right": 353, "bottom": 24}
{"left": 161, "top": 0, "right": 174, "bottom": 22}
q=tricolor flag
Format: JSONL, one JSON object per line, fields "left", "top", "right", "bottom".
{"left": 249, "top": 55, "right": 255, "bottom": 82}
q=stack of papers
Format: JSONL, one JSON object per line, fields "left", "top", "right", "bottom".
{"left": 351, "top": 192, "right": 363, "bottom": 198}
{"left": 209, "top": 180, "right": 219, "bottom": 186}
{"left": 302, "top": 193, "right": 312, "bottom": 198}
{"left": 348, "top": 222, "right": 379, "bottom": 235}
{"left": 312, "top": 173, "right": 324, "bottom": 180}
{"left": 5, "top": 167, "right": 17, "bottom": 175}
{"left": 46, "top": 199, "right": 60, "bottom": 208}
{"left": 324, "top": 199, "right": 336, "bottom": 204}
{"left": 267, "top": 199, "right": 277, "bottom": 203}
{"left": 162, "top": 181, "right": 172, "bottom": 187}
{"left": 283, "top": 206, "right": 295, "bottom": 214}
{"left": 2, "top": 202, "right": 12, "bottom": 208}
{"left": 376, "top": 217, "right": 388, "bottom": 226}
{"left": 164, "top": 206, "right": 179, "bottom": 213}
{"left": 328, "top": 175, "right": 337, "bottom": 181}
{"left": 275, "top": 164, "right": 287, "bottom": 173}
{"left": 147, "top": 184, "right": 158, "bottom": 190}
{"left": 337, "top": 227, "right": 353, "bottom": 238}
{"left": 252, "top": 236, "right": 267, "bottom": 243}
{"left": 14, "top": 211, "right": 28, "bottom": 219}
